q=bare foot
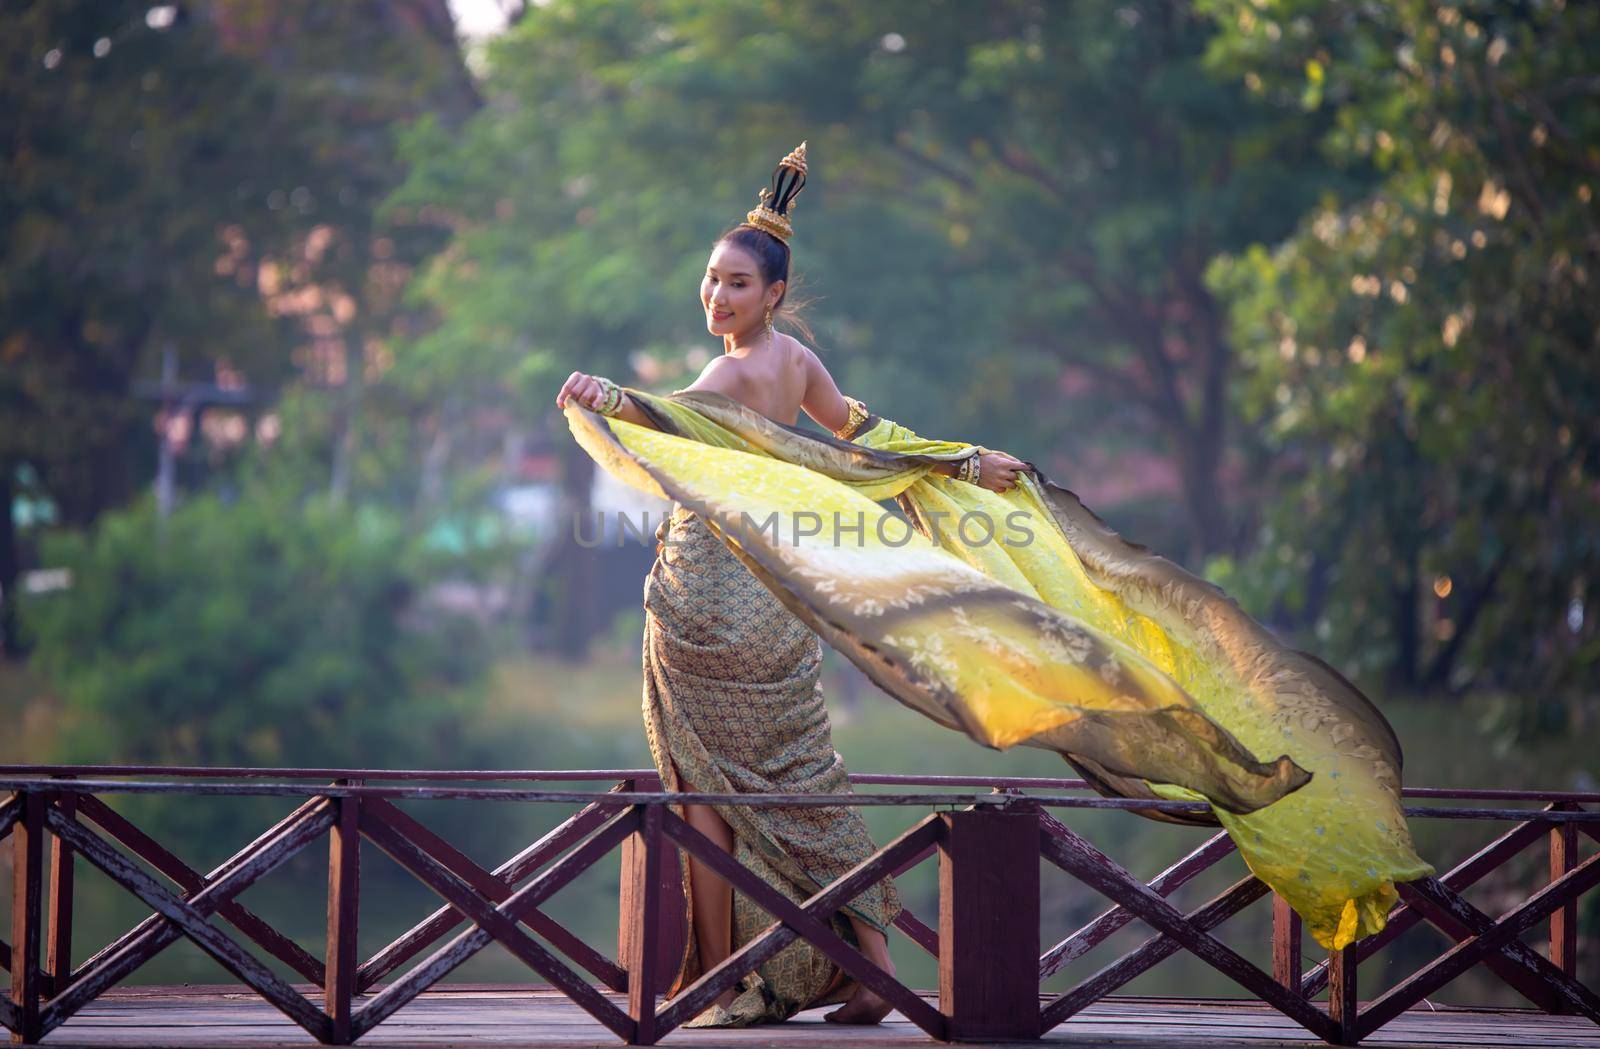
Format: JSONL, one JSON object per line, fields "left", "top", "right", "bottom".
{"left": 686, "top": 985, "right": 741, "bottom": 1028}
{"left": 823, "top": 986, "right": 893, "bottom": 1024}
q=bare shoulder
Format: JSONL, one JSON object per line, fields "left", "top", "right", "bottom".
{"left": 783, "top": 333, "right": 826, "bottom": 381}
{"left": 783, "top": 332, "right": 815, "bottom": 361}
{"left": 685, "top": 353, "right": 745, "bottom": 397}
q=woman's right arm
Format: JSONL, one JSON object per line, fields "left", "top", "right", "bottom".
{"left": 555, "top": 371, "right": 657, "bottom": 429}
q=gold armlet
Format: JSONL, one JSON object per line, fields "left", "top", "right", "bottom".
{"left": 832, "top": 396, "right": 870, "bottom": 440}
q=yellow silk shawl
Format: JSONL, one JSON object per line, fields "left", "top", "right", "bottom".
{"left": 565, "top": 388, "right": 1433, "bottom": 949}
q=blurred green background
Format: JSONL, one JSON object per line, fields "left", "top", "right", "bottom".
{"left": 2, "top": 0, "right": 1594, "bottom": 1008}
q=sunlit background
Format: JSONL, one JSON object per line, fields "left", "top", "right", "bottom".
{"left": 2, "top": 0, "right": 1594, "bottom": 1003}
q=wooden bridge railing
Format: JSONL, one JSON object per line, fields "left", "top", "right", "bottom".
{"left": 0, "top": 766, "right": 1595, "bottom": 1046}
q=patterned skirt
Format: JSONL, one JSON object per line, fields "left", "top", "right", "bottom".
{"left": 641, "top": 502, "right": 902, "bottom": 1025}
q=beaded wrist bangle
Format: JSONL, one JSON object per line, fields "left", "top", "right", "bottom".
{"left": 832, "top": 396, "right": 870, "bottom": 440}
{"left": 956, "top": 450, "right": 982, "bottom": 485}
{"left": 592, "top": 376, "right": 625, "bottom": 417}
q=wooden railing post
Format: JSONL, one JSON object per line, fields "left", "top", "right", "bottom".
{"left": 617, "top": 780, "right": 684, "bottom": 1006}
{"left": 1327, "top": 946, "right": 1357, "bottom": 1045}
{"left": 626, "top": 804, "right": 662, "bottom": 1045}
{"left": 45, "top": 780, "right": 75, "bottom": 1002}
{"left": 1272, "top": 894, "right": 1302, "bottom": 993}
{"left": 10, "top": 790, "right": 46, "bottom": 1045}
{"left": 939, "top": 807, "right": 1040, "bottom": 1041}
{"left": 325, "top": 784, "right": 361, "bottom": 1043}
{"left": 1549, "top": 802, "right": 1579, "bottom": 1012}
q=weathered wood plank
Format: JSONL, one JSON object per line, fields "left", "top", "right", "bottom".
{"left": 44, "top": 796, "right": 332, "bottom": 1031}
{"left": 616, "top": 778, "right": 686, "bottom": 999}
{"left": 1035, "top": 808, "right": 1340, "bottom": 1043}
{"left": 1549, "top": 802, "right": 1580, "bottom": 1012}
{"left": 887, "top": 840, "right": 939, "bottom": 958}
{"left": 71, "top": 792, "right": 326, "bottom": 986}
{"left": 10, "top": 791, "right": 45, "bottom": 1043}
{"left": 351, "top": 805, "right": 639, "bottom": 1039}
{"left": 890, "top": 841, "right": 937, "bottom": 878}
{"left": 1301, "top": 812, "right": 1549, "bottom": 997}
{"left": 1358, "top": 853, "right": 1600, "bottom": 1038}
{"left": 939, "top": 810, "right": 1039, "bottom": 1040}
{"left": 1272, "top": 894, "right": 1301, "bottom": 992}
{"left": 626, "top": 803, "right": 663, "bottom": 1045}
{"left": 658, "top": 809, "right": 947, "bottom": 1040}
{"left": 325, "top": 793, "right": 360, "bottom": 1043}
{"left": 0, "top": 794, "right": 19, "bottom": 838}
{"left": 358, "top": 786, "right": 630, "bottom": 991}
{"left": 355, "top": 806, "right": 636, "bottom": 1041}
{"left": 1398, "top": 875, "right": 1600, "bottom": 1021}
{"left": 893, "top": 908, "right": 939, "bottom": 958}
{"left": 0, "top": 777, "right": 1203, "bottom": 812}
{"left": 1327, "top": 947, "right": 1357, "bottom": 1046}
{"left": 39, "top": 800, "right": 335, "bottom": 1041}
{"left": 364, "top": 793, "right": 628, "bottom": 993}
{"left": 17, "top": 985, "right": 1600, "bottom": 1048}
{"left": 652, "top": 813, "right": 945, "bottom": 1038}
{"left": 1040, "top": 875, "right": 1267, "bottom": 1032}
{"left": 1041, "top": 830, "right": 1235, "bottom": 979}
{"left": 45, "top": 789, "right": 75, "bottom": 1001}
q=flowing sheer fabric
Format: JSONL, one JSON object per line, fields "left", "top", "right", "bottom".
{"left": 566, "top": 389, "right": 1433, "bottom": 949}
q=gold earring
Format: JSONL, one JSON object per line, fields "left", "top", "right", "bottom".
{"left": 764, "top": 304, "right": 774, "bottom": 333}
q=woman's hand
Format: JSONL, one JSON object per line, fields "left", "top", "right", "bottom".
{"left": 975, "top": 449, "right": 1028, "bottom": 494}
{"left": 555, "top": 371, "right": 610, "bottom": 411}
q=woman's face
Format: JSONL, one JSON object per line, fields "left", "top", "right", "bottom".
{"left": 701, "top": 241, "right": 780, "bottom": 340}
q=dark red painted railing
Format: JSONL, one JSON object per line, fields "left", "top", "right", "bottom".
{"left": 0, "top": 766, "right": 1594, "bottom": 1045}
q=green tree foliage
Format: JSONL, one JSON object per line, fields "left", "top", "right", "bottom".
{"left": 1201, "top": 0, "right": 1599, "bottom": 701}
{"left": 749, "top": 0, "right": 1359, "bottom": 560}
{"left": 1, "top": 1, "right": 323, "bottom": 523}
{"left": 0, "top": 1, "right": 476, "bottom": 652}
{"left": 202, "top": 1, "right": 481, "bottom": 503}
{"left": 391, "top": 0, "right": 1342, "bottom": 564}
{"left": 2, "top": 0, "right": 310, "bottom": 652}
{"left": 19, "top": 465, "right": 486, "bottom": 770}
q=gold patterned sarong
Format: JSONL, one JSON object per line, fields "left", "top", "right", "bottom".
{"left": 643, "top": 501, "right": 901, "bottom": 1024}
{"left": 568, "top": 388, "right": 1433, "bottom": 956}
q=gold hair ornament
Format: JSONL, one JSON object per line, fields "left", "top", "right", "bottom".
{"left": 744, "top": 141, "right": 808, "bottom": 243}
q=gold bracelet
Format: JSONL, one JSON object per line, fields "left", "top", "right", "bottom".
{"left": 832, "top": 396, "right": 870, "bottom": 439}
{"left": 957, "top": 451, "right": 982, "bottom": 485}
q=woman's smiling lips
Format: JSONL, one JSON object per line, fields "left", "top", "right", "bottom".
{"left": 710, "top": 309, "right": 733, "bottom": 320}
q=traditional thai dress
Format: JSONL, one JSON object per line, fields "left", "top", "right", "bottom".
{"left": 642, "top": 499, "right": 898, "bottom": 1024}
{"left": 566, "top": 388, "right": 1433, "bottom": 1019}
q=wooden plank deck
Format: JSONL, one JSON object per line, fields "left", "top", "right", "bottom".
{"left": 22, "top": 984, "right": 1599, "bottom": 1048}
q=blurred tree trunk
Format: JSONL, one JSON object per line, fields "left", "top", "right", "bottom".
{"left": 331, "top": 311, "right": 367, "bottom": 504}
{"left": 0, "top": 465, "right": 17, "bottom": 657}
{"left": 549, "top": 421, "right": 598, "bottom": 660}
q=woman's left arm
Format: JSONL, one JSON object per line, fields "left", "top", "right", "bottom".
{"left": 800, "top": 348, "right": 1026, "bottom": 492}
{"left": 798, "top": 344, "right": 854, "bottom": 436}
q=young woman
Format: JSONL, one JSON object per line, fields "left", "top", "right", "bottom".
{"left": 556, "top": 143, "right": 1431, "bottom": 1027}
{"left": 557, "top": 143, "right": 1026, "bottom": 1028}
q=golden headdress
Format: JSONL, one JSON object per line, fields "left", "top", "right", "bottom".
{"left": 743, "top": 141, "right": 807, "bottom": 243}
